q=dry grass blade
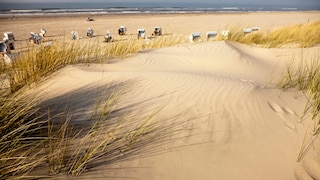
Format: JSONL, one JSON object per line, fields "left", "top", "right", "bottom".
{"left": 45, "top": 108, "right": 72, "bottom": 174}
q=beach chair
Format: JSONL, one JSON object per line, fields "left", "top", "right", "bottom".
{"left": 87, "top": 28, "right": 94, "bottom": 37}
{"left": 71, "top": 31, "right": 79, "bottom": 40}
{"left": 40, "top": 28, "right": 47, "bottom": 37}
{"left": 87, "top": 17, "right": 94, "bottom": 21}
{"left": 243, "top": 27, "right": 260, "bottom": 35}
{"left": 221, "top": 30, "right": 230, "bottom": 40}
{"left": 104, "top": 31, "right": 113, "bottom": 42}
{"left": 138, "top": 29, "right": 146, "bottom": 39}
{"left": 206, "top": 31, "right": 218, "bottom": 40}
{"left": 0, "top": 41, "right": 7, "bottom": 54}
{"left": 29, "top": 32, "right": 36, "bottom": 42}
{"left": 118, "top": 26, "right": 127, "bottom": 35}
{"left": 153, "top": 27, "right": 162, "bottom": 36}
{"left": 29, "top": 32, "right": 42, "bottom": 44}
{"left": 0, "top": 41, "right": 13, "bottom": 64}
{"left": 189, "top": 32, "right": 201, "bottom": 42}
{"left": 3, "top": 32, "right": 15, "bottom": 50}
{"left": 243, "top": 28, "right": 253, "bottom": 35}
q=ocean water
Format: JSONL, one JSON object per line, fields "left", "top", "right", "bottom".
{"left": 0, "top": 2, "right": 319, "bottom": 17}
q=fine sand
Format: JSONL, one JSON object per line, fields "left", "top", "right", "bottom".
{"left": 2, "top": 12, "right": 320, "bottom": 179}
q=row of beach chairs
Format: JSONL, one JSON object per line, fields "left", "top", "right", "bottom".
{"left": 116, "top": 26, "right": 162, "bottom": 39}
{"left": 71, "top": 26, "right": 162, "bottom": 42}
{"left": 1, "top": 26, "right": 260, "bottom": 64}
{"left": 73, "top": 25, "right": 259, "bottom": 43}
{"left": 190, "top": 27, "right": 260, "bottom": 42}
{"left": 1, "top": 29, "right": 46, "bottom": 63}
{"left": 190, "top": 31, "right": 227, "bottom": 42}
{"left": 0, "top": 26, "right": 160, "bottom": 64}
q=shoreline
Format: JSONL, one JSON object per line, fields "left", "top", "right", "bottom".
{"left": 0, "top": 10, "right": 319, "bottom": 19}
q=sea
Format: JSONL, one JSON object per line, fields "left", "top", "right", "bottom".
{"left": 0, "top": 2, "right": 319, "bottom": 17}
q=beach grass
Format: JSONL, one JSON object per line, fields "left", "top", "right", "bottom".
{"left": 0, "top": 93, "right": 47, "bottom": 179}
{"left": 0, "top": 82, "right": 175, "bottom": 178}
{"left": 2, "top": 34, "right": 186, "bottom": 93}
{"left": 276, "top": 52, "right": 320, "bottom": 161}
{"left": 227, "top": 21, "right": 320, "bottom": 48}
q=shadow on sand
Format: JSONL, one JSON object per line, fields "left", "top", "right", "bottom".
{"left": 35, "top": 78, "right": 214, "bottom": 178}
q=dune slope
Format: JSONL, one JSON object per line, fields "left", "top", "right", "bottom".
{"left": 30, "top": 41, "right": 319, "bottom": 179}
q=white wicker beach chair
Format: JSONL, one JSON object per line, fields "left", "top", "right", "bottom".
{"left": 40, "top": 28, "right": 47, "bottom": 37}
{"left": 104, "top": 31, "right": 113, "bottom": 42}
{"left": 87, "top": 17, "right": 94, "bottom": 21}
{"left": 138, "top": 29, "right": 146, "bottom": 39}
{"left": 3, "top": 32, "right": 15, "bottom": 50}
{"left": 0, "top": 41, "right": 7, "bottom": 54}
{"left": 243, "top": 28, "right": 253, "bottom": 35}
{"left": 71, "top": 31, "right": 79, "bottom": 40}
{"left": 243, "top": 27, "right": 260, "bottom": 35}
{"left": 0, "top": 42, "right": 13, "bottom": 64}
{"left": 153, "top": 27, "right": 162, "bottom": 36}
{"left": 206, "top": 31, "right": 218, "bottom": 40}
{"left": 190, "top": 32, "right": 201, "bottom": 42}
{"left": 118, "top": 26, "right": 127, "bottom": 35}
{"left": 87, "top": 28, "right": 94, "bottom": 37}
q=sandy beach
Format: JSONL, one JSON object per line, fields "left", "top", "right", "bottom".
{"left": 1, "top": 12, "right": 320, "bottom": 179}
{"left": 0, "top": 12, "right": 319, "bottom": 46}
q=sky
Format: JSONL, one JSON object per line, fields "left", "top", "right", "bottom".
{"left": 0, "top": 0, "right": 319, "bottom": 7}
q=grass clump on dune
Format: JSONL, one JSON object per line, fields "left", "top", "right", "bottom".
{"left": 145, "top": 34, "right": 186, "bottom": 49}
{"left": 5, "top": 39, "right": 140, "bottom": 91}
{"left": 0, "top": 83, "right": 176, "bottom": 178}
{"left": 228, "top": 21, "right": 320, "bottom": 48}
{"left": 3, "top": 35, "right": 185, "bottom": 93}
{"left": 266, "top": 21, "right": 320, "bottom": 48}
{"left": 0, "top": 93, "right": 46, "bottom": 179}
{"left": 277, "top": 53, "right": 320, "bottom": 161}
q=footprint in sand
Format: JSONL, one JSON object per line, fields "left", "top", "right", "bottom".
{"left": 282, "top": 106, "right": 295, "bottom": 115}
{"left": 268, "top": 101, "right": 284, "bottom": 113}
{"left": 268, "top": 101, "right": 297, "bottom": 130}
{"left": 239, "top": 79, "right": 255, "bottom": 85}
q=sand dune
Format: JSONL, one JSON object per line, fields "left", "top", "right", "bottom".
{"left": 25, "top": 40, "right": 320, "bottom": 179}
